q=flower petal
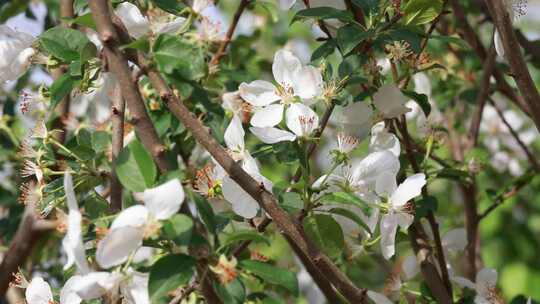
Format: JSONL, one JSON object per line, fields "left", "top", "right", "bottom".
{"left": 369, "top": 122, "right": 400, "bottom": 157}
{"left": 373, "top": 84, "right": 411, "bottom": 118}
{"left": 72, "top": 272, "right": 122, "bottom": 300}
{"left": 222, "top": 175, "right": 259, "bottom": 218}
{"left": 442, "top": 228, "right": 467, "bottom": 253}
{"left": 476, "top": 268, "right": 498, "bottom": 296}
{"left": 367, "top": 290, "right": 394, "bottom": 304}
{"left": 151, "top": 17, "right": 186, "bottom": 35}
{"left": 292, "top": 65, "right": 323, "bottom": 100}
{"left": 224, "top": 115, "right": 245, "bottom": 151}
{"left": 250, "top": 103, "right": 284, "bottom": 128}
{"left": 351, "top": 151, "right": 400, "bottom": 188}
{"left": 122, "top": 269, "right": 150, "bottom": 304}
{"left": 110, "top": 205, "right": 149, "bottom": 230}
{"left": 272, "top": 49, "right": 302, "bottom": 89}
{"left": 402, "top": 255, "right": 420, "bottom": 279}
{"left": 25, "top": 277, "right": 53, "bottom": 304}
{"left": 494, "top": 30, "right": 505, "bottom": 58}
{"left": 380, "top": 214, "right": 399, "bottom": 259}
{"left": 390, "top": 173, "right": 426, "bottom": 207}
{"left": 278, "top": 0, "right": 297, "bottom": 9}
{"left": 96, "top": 226, "right": 144, "bottom": 269}
{"left": 375, "top": 171, "right": 397, "bottom": 197}
{"left": 342, "top": 102, "right": 373, "bottom": 139}
{"left": 285, "top": 103, "right": 319, "bottom": 137}
{"left": 249, "top": 126, "right": 296, "bottom": 144}
{"left": 451, "top": 276, "right": 476, "bottom": 290}
{"left": 239, "top": 80, "right": 280, "bottom": 107}
{"left": 60, "top": 276, "right": 83, "bottom": 304}
{"left": 135, "top": 179, "right": 185, "bottom": 220}
{"left": 115, "top": 2, "right": 150, "bottom": 39}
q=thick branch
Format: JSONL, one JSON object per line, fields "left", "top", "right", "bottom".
{"left": 88, "top": 0, "right": 170, "bottom": 173}
{"left": 110, "top": 83, "right": 125, "bottom": 211}
{"left": 484, "top": 0, "right": 540, "bottom": 131}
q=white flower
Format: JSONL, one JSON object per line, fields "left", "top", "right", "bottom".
{"left": 373, "top": 84, "right": 411, "bottom": 119}
{"left": 71, "top": 72, "right": 117, "bottom": 124}
{"left": 239, "top": 49, "right": 323, "bottom": 128}
{"left": 115, "top": 2, "right": 186, "bottom": 39}
{"left": 452, "top": 268, "right": 502, "bottom": 304}
{"left": 375, "top": 173, "right": 426, "bottom": 259}
{"left": 96, "top": 179, "right": 185, "bottom": 268}
{"left": 25, "top": 277, "right": 53, "bottom": 304}
{"left": 192, "top": 0, "right": 213, "bottom": 13}
{"left": 336, "top": 132, "right": 359, "bottom": 154}
{"left": 62, "top": 172, "right": 90, "bottom": 274}
{"left": 369, "top": 122, "right": 400, "bottom": 157}
{"left": 341, "top": 102, "right": 373, "bottom": 140}
{"left": 60, "top": 271, "right": 123, "bottom": 303}
{"left": 221, "top": 115, "right": 273, "bottom": 218}
{"left": 0, "top": 25, "right": 36, "bottom": 83}
{"left": 250, "top": 103, "right": 319, "bottom": 144}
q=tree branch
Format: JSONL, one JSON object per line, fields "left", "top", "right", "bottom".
{"left": 109, "top": 81, "right": 125, "bottom": 211}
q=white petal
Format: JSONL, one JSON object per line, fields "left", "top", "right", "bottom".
{"left": 369, "top": 122, "right": 400, "bottom": 157}
{"left": 272, "top": 49, "right": 302, "bottom": 89}
{"left": 402, "top": 255, "right": 420, "bottom": 279}
{"left": 96, "top": 226, "right": 144, "bottom": 269}
{"left": 222, "top": 91, "right": 242, "bottom": 115}
{"left": 222, "top": 175, "right": 259, "bottom": 218}
{"left": 135, "top": 179, "right": 185, "bottom": 220}
{"left": 342, "top": 102, "right": 373, "bottom": 139}
{"left": 60, "top": 276, "right": 83, "bottom": 304}
{"left": 151, "top": 17, "right": 186, "bottom": 35}
{"left": 413, "top": 72, "right": 432, "bottom": 96}
{"left": 250, "top": 103, "right": 284, "bottom": 128}
{"left": 122, "top": 269, "right": 150, "bottom": 304}
{"left": 285, "top": 103, "right": 319, "bottom": 137}
{"left": 115, "top": 2, "right": 150, "bottom": 39}
{"left": 225, "top": 115, "right": 245, "bottom": 151}
{"left": 72, "top": 272, "right": 122, "bottom": 300}
{"left": 494, "top": 30, "right": 505, "bottom": 58}
{"left": 380, "top": 214, "right": 399, "bottom": 259}
{"left": 442, "top": 228, "right": 467, "bottom": 253}
{"left": 110, "top": 205, "right": 149, "bottom": 230}
{"left": 390, "top": 173, "right": 426, "bottom": 207}
{"left": 476, "top": 268, "right": 498, "bottom": 296}
{"left": 396, "top": 213, "right": 414, "bottom": 230}
{"left": 62, "top": 172, "right": 90, "bottom": 274}
{"left": 367, "top": 290, "right": 393, "bottom": 304}
{"left": 351, "top": 151, "right": 400, "bottom": 187}
{"left": 239, "top": 80, "right": 280, "bottom": 107}
{"left": 375, "top": 171, "right": 397, "bottom": 197}
{"left": 249, "top": 127, "right": 296, "bottom": 144}
{"left": 25, "top": 277, "right": 53, "bottom": 304}
{"left": 132, "top": 246, "right": 155, "bottom": 263}
{"left": 373, "top": 84, "right": 411, "bottom": 118}
{"left": 292, "top": 65, "right": 323, "bottom": 100}
{"left": 451, "top": 276, "right": 476, "bottom": 290}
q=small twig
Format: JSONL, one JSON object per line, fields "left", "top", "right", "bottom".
{"left": 210, "top": 0, "right": 251, "bottom": 65}
{"left": 478, "top": 169, "right": 536, "bottom": 220}
{"left": 110, "top": 81, "right": 125, "bottom": 211}
{"left": 488, "top": 98, "right": 540, "bottom": 170}
{"left": 169, "top": 281, "right": 200, "bottom": 304}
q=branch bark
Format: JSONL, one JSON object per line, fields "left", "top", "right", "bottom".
{"left": 109, "top": 82, "right": 125, "bottom": 211}
{"left": 484, "top": 0, "right": 540, "bottom": 131}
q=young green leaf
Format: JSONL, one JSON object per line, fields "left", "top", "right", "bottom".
{"left": 116, "top": 140, "right": 157, "bottom": 192}
{"left": 239, "top": 260, "right": 299, "bottom": 295}
{"left": 149, "top": 254, "right": 196, "bottom": 304}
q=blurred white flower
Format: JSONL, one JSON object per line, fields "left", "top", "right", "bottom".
{"left": 25, "top": 277, "right": 53, "bottom": 304}
{"left": 115, "top": 2, "right": 186, "bottom": 39}
{"left": 452, "top": 268, "right": 503, "bottom": 304}
{"left": 0, "top": 25, "right": 36, "bottom": 83}
{"left": 373, "top": 84, "right": 411, "bottom": 119}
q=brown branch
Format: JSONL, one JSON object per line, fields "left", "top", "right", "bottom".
{"left": 209, "top": 0, "right": 251, "bottom": 66}
{"left": 468, "top": 44, "right": 497, "bottom": 147}
{"left": 0, "top": 200, "right": 54, "bottom": 295}
{"left": 109, "top": 82, "right": 125, "bottom": 211}
{"left": 88, "top": 0, "right": 170, "bottom": 173}
{"left": 142, "top": 63, "right": 367, "bottom": 303}
{"left": 484, "top": 0, "right": 540, "bottom": 131}
{"left": 488, "top": 98, "right": 540, "bottom": 170}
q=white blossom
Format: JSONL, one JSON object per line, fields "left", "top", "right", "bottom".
{"left": 115, "top": 2, "right": 186, "bottom": 39}
{"left": 373, "top": 84, "right": 411, "bottom": 119}
{"left": 25, "top": 277, "right": 53, "bottom": 304}
{"left": 0, "top": 25, "right": 36, "bottom": 82}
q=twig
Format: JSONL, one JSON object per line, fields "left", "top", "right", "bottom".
{"left": 478, "top": 169, "right": 536, "bottom": 220}
{"left": 488, "top": 98, "right": 540, "bottom": 170}
{"left": 169, "top": 281, "right": 199, "bottom": 304}
{"left": 88, "top": 0, "right": 170, "bottom": 173}
{"left": 484, "top": 0, "right": 540, "bottom": 131}
{"left": 210, "top": 0, "right": 251, "bottom": 65}
{"left": 468, "top": 44, "right": 496, "bottom": 146}
{"left": 110, "top": 82, "right": 125, "bottom": 211}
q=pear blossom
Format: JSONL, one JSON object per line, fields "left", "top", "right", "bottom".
{"left": 375, "top": 173, "right": 426, "bottom": 259}
{"left": 341, "top": 101, "right": 373, "bottom": 139}
{"left": 96, "top": 179, "right": 185, "bottom": 268}
{"left": 221, "top": 115, "right": 273, "bottom": 218}
{"left": 25, "top": 277, "right": 53, "bottom": 304}
{"left": 452, "top": 268, "right": 503, "bottom": 304}
{"left": 373, "top": 84, "right": 411, "bottom": 119}
{"left": 71, "top": 72, "right": 117, "bottom": 124}
{"left": 62, "top": 172, "right": 90, "bottom": 274}
{"left": 336, "top": 132, "right": 359, "bottom": 154}
{"left": 115, "top": 2, "right": 186, "bottom": 39}
{"left": 369, "top": 122, "right": 400, "bottom": 157}
{"left": 192, "top": 0, "right": 213, "bottom": 13}
{"left": 405, "top": 73, "right": 443, "bottom": 135}
{"left": 0, "top": 25, "right": 36, "bottom": 83}
{"left": 239, "top": 50, "right": 323, "bottom": 129}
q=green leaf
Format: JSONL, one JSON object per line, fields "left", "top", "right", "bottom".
{"left": 91, "top": 131, "right": 110, "bottom": 152}
{"left": 153, "top": 34, "right": 206, "bottom": 81}
{"left": 121, "top": 37, "right": 150, "bottom": 53}
{"left": 402, "top": 90, "right": 431, "bottom": 117}
{"left": 325, "top": 207, "right": 372, "bottom": 234}
{"left": 415, "top": 195, "right": 438, "bottom": 219}
{"left": 116, "top": 140, "right": 157, "bottom": 192}
{"left": 149, "top": 254, "right": 196, "bottom": 304}
{"left": 303, "top": 214, "right": 344, "bottom": 259}
{"left": 163, "top": 214, "right": 194, "bottom": 246}
{"left": 403, "top": 0, "right": 443, "bottom": 26}
{"left": 351, "top": 0, "right": 380, "bottom": 17}
{"left": 39, "top": 27, "right": 91, "bottom": 62}
{"left": 278, "top": 192, "right": 303, "bottom": 213}
{"left": 80, "top": 41, "right": 98, "bottom": 63}
{"left": 311, "top": 40, "right": 336, "bottom": 61}
{"left": 337, "top": 25, "right": 374, "bottom": 55}
{"left": 238, "top": 260, "right": 299, "bottom": 295}
{"left": 319, "top": 191, "right": 369, "bottom": 212}
{"left": 50, "top": 74, "right": 78, "bottom": 109}
{"left": 215, "top": 278, "right": 246, "bottom": 304}
{"left": 430, "top": 35, "right": 468, "bottom": 49}
{"left": 71, "top": 13, "right": 96, "bottom": 30}
{"left": 150, "top": 0, "right": 186, "bottom": 14}
{"left": 219, "top": 230, "right": 271, "bottom": 252}
{"left": 292, "top": 7, "right": 353, "bottom": 24}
